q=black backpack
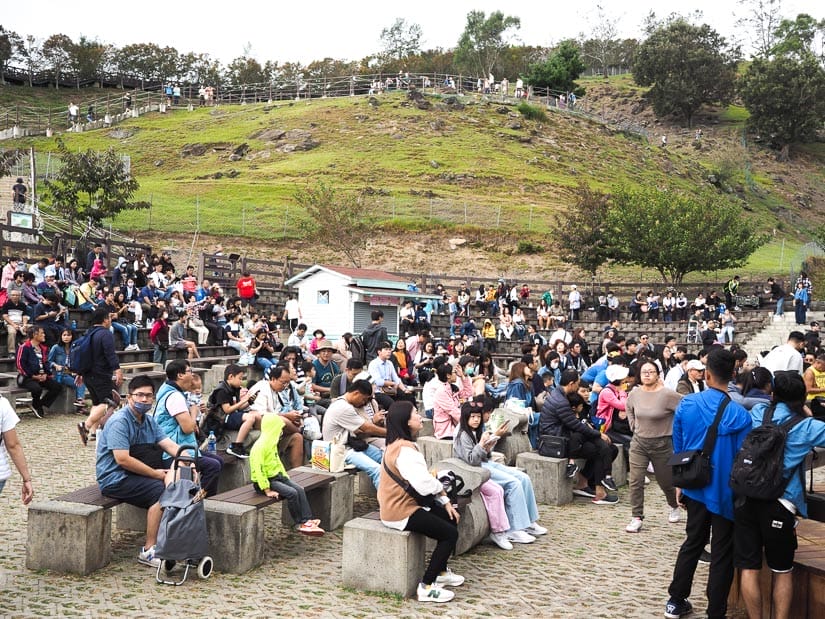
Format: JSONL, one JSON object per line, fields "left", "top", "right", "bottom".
{"left": 69, "top": 326, "right": 100, "bottom": 376}
{"left": 349, "top": 334, "right": 366, "bottom": 365}
{"left": 729, "top": 405, "right": 805, "bottom": 501}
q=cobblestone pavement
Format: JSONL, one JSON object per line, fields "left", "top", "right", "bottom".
{"left": 5, "top": 410, "right": 814, "bottom": 618}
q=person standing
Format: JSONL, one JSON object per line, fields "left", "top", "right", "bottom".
{"left": 663, "top": 348, "right": 752, "bottom": 619}
{"left": 0, "top": 393, "right": 34, "bottom": 504}
{"left": 282, "top": 294, "right": 302, "bottom": 333}
{"left": 11, "top": 178, "right": 27, "bottom": 207}
{"left": 624, "top": 361, "right": 683, "bottom": 533}
{"left": 77, "top": 307, "right": 124, "bottom": 445}
{"left": 236, "top": 271, "right": 258, "bottom": 303}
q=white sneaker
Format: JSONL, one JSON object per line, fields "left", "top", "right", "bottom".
{"left": 488, "top": 531, "right": 514, "bottom": 550}
{"left": 435, "top": 568, "right": 465, "bottom": 587}
{"left": 137, "top": 545, "right": 161, "bottom": 567}
{"left": 524, "top": 522, "right": 548, "bottom": 536}
{"left": 507, "top": 529, "right": 536, "bottom": 544}
{"left": 668, "top": 507, "right": 681, "bottom": 523}
{"left": 625, "top": 517, "right": 643, "bottom": 533}
{"left": 644, "top": 476, "right": 651, "bottom": 485}
{"left": 417, "top": 582, "right": 454, "bottom": 603}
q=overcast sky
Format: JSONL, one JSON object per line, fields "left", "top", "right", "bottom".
{"left": 6, "top": 0, "right": 822, "bottom": 65}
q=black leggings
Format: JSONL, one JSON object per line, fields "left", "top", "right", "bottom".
{"left": 569, "top": 432, "right": 618, "bottom": 487}
{"left": 404, "top": 505, "right": 458, "bottom": 585}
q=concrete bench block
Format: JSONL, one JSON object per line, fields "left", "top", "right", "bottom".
{"left": 419, "top": 418, "right": 434, "bottom": 437}
{"left": 342, "top": 517, "right": 425, "bottom": 598}
{"left": 204, "top": 500, "right": 264, "bottom": 574}
{"left": 280, "top": 466, "right": 354, "bottom": 531}
{"left": 356, "top": 470, "right": 376, "bottom": 498}
{"left": 612, "top": 445, "right": 628, "bottom": 487}
{"left": 432, "top": 457, "right": 491, "bottom": 490}
{"left": 417, "top": 436, "right": 454, "bottom": 469}
{"left": 217, "top": 458, "right": 251, "bottom": 494}
{"left": 515, "top": 452, "right": 572, "bottom": 506}
{"left": 26, "top": 500, "right": 112, "bottom": 575}
{"left": 115, "top": 503, "right": 146, "bottom": 532}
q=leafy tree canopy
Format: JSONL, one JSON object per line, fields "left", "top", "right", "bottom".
{"left": 525, "top": 40, "right": 585, "bottom": 94}
{"left": 380, "top": 18, "right": 423, "bottom": 62}
{"left": 606, "top": 185, "right": 767, "bottom": 285}
{"left": 557, "top": 183, "right": 613, "bottom": 276}
{"left": 43, "top": 138, "right": 149, "bottom": 232}
{"left": 454, "top": 10, "right": 521, "bottom": 78}
{"left": 632, "top": 20, "right": 739, "bottom": 127}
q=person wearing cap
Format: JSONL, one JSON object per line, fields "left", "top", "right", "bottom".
{"left": 761, "top": 331, "right": 806, "bottom": 375}
{"left": 596, "top": 365, "right": 632, "bottom": 450}
{"left": 540, "top": 369, "right": 619, "bottom": 504}
{"left": 625, "top": 360, "right": 684, "bottom": 534}
{"left": 311, "top": 339, "right": 340, "bottom": 406}
{"left": 677, "top": 360, "right": 706, "bottom": 395}
{"left": 568, "top": 285, "right": 581, "bottom": 321}
{"left": 307, "top": 329, "right": 326, "bottom": 356}
{"left": 734, "top": 372, "right": 825, "bottom": 618}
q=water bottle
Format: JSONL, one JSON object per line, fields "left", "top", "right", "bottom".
{"left": 207, "top": 431, "right": 217, "bottom": 453}
{"left": 71, "top": 319, "right": 77, "bottom": 330}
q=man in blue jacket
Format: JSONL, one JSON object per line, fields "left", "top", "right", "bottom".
{"left": 665, "top": 348, "right": 752, "bottom": 619}
{"left": 735, "top": 372, "right": 825, "bottom": 619}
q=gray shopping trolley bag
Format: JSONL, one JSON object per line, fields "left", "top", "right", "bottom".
{"left": 155, "top": 475, "right": 209, "bottom": 562}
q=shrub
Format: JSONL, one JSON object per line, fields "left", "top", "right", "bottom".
{"left": 517, "top": 240, "right": 544, "bottom": 255}
{"left": 517, "top": 102, "right": 547, "bottom": 123}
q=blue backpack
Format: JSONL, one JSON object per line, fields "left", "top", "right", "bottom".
{"left": 69, "top": 326, "right": 100, "bottom": 376}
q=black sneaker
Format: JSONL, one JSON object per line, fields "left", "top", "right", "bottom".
{"left": 572, "top": 486, "right": 597, "bottom": 498}
{"left": 698, "top": 549, "right": 711, "bottom": 564}
{"left": 664, "top": 598, "right": 693, "bottom": 618}
{"left": 226, "top": 443, "right": 249, "bottom": 459}
{"left": 565, "top": 462, "right": 579, "bottom": 479}
{"left": 33, "top": 406, "right": 44, "bottom": 419}
{"left": 601, "top": 477, "right": 618, "bottom": 492}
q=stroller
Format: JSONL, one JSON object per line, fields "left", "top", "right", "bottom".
{"left": 154, "top": 446, "right": 214, "bottom": 585}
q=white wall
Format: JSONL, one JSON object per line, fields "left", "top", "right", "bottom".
{"left": 295, "top": 271, "right": 354, "bottom": 340}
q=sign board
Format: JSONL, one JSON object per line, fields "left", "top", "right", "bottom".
{"left": 369, "top": 295, "right": 400, "bottom": 306}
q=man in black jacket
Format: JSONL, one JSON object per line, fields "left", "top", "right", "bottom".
{"left": 539, "top": 369, "right": 618, "bottom": 504}
{"left": 361, "top": 310, "right": 388, "bottom": 363}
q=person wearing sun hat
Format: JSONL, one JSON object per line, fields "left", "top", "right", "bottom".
{"left": 311, "top": 339, "right": 340, "bottom": 407}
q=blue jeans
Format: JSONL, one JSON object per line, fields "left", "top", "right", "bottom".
{"left": 256, "top": 357, "right": 274, "bottom": 372}
{"left": 483, "top": 461, "right": 539, "bottom": 531}
{"left": 0, "top": 479, "right": 5, "bottom": 494}
{"left": 775, "top": 297, "right": 785, "bottom": 316}
{"left": 111, "top": 322, "right": 137, "bottom": 346}
{"left": 345, "top": 444, "right": 382, "bottom": 489}
{"left": 56, "top": 372, "right": 86, "bottom": 399}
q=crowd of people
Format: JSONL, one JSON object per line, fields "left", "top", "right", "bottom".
{"left": 2, "top": 256, "right": 825, "bottom": 615}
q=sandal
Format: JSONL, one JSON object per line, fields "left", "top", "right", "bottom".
{"left": 297, "top": 522, "right": 325, "bottom": 537}
{"left": 77, "top": 422, "right": 89, "bottom": 446}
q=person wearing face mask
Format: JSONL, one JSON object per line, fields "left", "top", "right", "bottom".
{"left": 95, "top": 375, "right": 182, "bottom": 568}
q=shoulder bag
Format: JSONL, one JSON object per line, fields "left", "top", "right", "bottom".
{"left": 667, "top": 395, "right": 729, "bottom": 489}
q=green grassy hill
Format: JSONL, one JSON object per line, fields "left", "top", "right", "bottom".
{"left": 3, "top": 76, "right": 823, "bottom": 278}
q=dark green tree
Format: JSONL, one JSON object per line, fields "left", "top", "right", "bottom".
{"left": 739, "top": 14, "right": 825, "bottom": 160}
{"left": 41, "top": 33, "right": 73, "bottom": 88}
{"left": 0, "top": 26, "right": 21, "bottom": 84}
{"left": 454, "top": 10, "right": 521, "bottom": 78}
{"left": 226, "top": 56, "right": 267, "bottom": 86}
{"left": 294, "top": 181, "right": 373, "bottom": 268}
{"left": 69, "top": 35, "right": 109, "bottom": 88}
{"left": 557, "top": 183, "right": 613, "bottom": 276}
{"left": 525, "top": 40, "right": 585, "bottom": 93}
{"left": 606, "top": 186, "right": 767, "bottom": 285}
{"left": 44, "top": 139, "right": 150, "bottom": 234}
{"left": 632, "top": 20, "right": 739, "bottom": 127}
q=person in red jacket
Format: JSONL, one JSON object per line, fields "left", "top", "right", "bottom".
{"left": 236, "top": 272, "right": 258, "bottom": 302}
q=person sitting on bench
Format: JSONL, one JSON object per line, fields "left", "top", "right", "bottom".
{"left": 95, "top": 375, "right": 182, "bottom": 568}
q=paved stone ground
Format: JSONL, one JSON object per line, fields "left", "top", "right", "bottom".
{"left": 5, "top": 410, "right": 816, "bottom": 618}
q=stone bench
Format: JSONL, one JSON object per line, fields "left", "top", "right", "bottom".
{"left": 342, "top": 457, "right": 490, "bottom": 598}
{"left": 491, "top": 407, "right": 532, "bottom": 465}
{"left": 26, "top": 451, "right": 246, "bottom": 575}
{"left": 205, "top": 466, "right": 353, "bottom": 574}
{"left": 515, "top": 452, "right": 573, "bottom": 506}
{"left": 416, "top": 435, "right": 455, "bottom": 469}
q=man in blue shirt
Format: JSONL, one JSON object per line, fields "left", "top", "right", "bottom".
{"left": 665, "top": 348, "right": 752, "bottom": 619}
{"left": 735, "top": 372, "right": 825, "bottom": 619}
{"left": 96, "top": 375, "right": 180, "bottom": 568}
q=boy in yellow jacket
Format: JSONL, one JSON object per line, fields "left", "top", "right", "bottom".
{"left": 249, "top": 414, "right": 324, "bottom": 536}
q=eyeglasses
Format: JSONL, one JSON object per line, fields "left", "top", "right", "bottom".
{"left": 130, "top": 392, "right": 155, "bottom": 400}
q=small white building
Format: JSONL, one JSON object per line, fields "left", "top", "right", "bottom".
{"left": 284, "top": 264, "right": 438, "bottom": 340}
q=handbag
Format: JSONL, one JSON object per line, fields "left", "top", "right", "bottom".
{"left": 382, "top": 457, "right": 436, "bottom": 508}
{"left": 667, "top": 395, "right": 730, "bottom": 489}
{"left": 346, "top": 433, "right": 369, "bottom": 452}
{"left": 538, "top": 434, "right": 568, "bottom": 458}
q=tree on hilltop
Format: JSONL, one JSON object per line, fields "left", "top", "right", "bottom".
{"left": 454, "top": 10, "right": 521, "bottom": 79}
{"left": 632, "top": 20, "right": 738, "bottom": 127}
{"left": 557, "top": 183, "right": 613, "bottom": 276}
{"left": 44, "top": 139, "right": 149, "bottom": 235}
{"left": 380, "top": 18, "right": 423, "bottom": 63}
{"left": 525, "top": 40, "right": 585, "bottom": 94}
